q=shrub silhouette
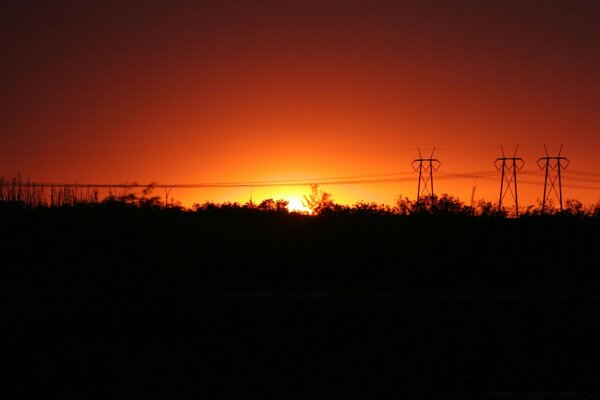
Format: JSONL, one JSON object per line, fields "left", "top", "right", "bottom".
{"left": 350, "top": 201, "right": 391, "bottom": 216}
{"left": 474, "top": 200, "right": 507, "bottom": 217}
{"left": 258, "top": 198, "right": 289, "bottom": 212}
{"left": 303, "top": 184, "right": 335, "bottom": 215}
{"left": 562, "top": 199, "right": 585, "bottom": 217}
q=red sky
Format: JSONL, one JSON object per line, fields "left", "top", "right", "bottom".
{"left": 1, "top": 1, "right": 599, "bottom": 207}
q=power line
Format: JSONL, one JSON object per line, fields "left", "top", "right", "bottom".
{"left": 3, "top": 152, "right": 600, "bottom": 195}
{"left": 4, "top": 145, "right": 501, "bottom": 154}
{"left": 564, "top": 170, "right": 600, "bottom": 178}
{"left": 6, "top": 170, "right": 600, "bottom": 191}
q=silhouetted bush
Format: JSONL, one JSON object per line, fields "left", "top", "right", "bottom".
{"left": 350, "top": 201, "right": 392, "bottom": 216}
{"left": 474, "top": 200, "right": 507, "bottom": 217}
{"left": 591, "top": 201, "right": 600, "bottom": 218}
{"left": 303, "top": 184, "right": 335, "bottom": 214}
{"left": 561, "top": 199, "right": 585, "bottom": 217}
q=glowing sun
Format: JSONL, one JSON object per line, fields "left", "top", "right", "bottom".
{"left": 286, "top": 197, "right": 311, "bottom": 214}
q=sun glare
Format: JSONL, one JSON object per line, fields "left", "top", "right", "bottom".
{"left": 286, "top": 197, "right": 311, "bottom": 214}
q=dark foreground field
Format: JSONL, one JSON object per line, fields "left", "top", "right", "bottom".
{"left": 2, "top": 204, "right": 600, "bottom": 398}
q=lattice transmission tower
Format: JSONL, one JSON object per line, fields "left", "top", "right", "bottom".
{"left": 412, "top": 147, "right": 441, "bottom": 200}
{"left": 537, "top": 145, "right": 569, "bottom": 213}
{"left": 494, "top": 146, "right": 524, "bottom": 216}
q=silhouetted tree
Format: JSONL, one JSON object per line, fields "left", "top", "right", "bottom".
{"left": 258, "top": 198, "right": 289, "bottom": 212}
{"left": 243, "top": 200, "right": 257, "bottom": 210}
{"left": 475, "top": 200, "right": 507, "bottom": 217}
{"left": 521, "top": 198, "right": 557, "bottom": 216}
{"left": 351, "top": 201, "right": 391, "bottom": 215}
{"left": 431, "top": 194, "right": 473, "bottom": 216}
{"left": 191, "top": 201, "right": 219, "bottom": 212}
{"left": 562, "top": 199, "right": 585, "bottom": 217}
{"left": 303, "top": 184, "right": 335, "bottom": 215}
{"left": 258, "top": 198, "right": 276, "bottom": 211}
{"left": 591, "top": 201, "right": 600, "bottom": 219}
{"left": 393, "top": 196, "right": 413, "bottom": 216}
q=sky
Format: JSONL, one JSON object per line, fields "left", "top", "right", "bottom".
{"left": 1, "top": 0, "right": 599, "bottom": 208}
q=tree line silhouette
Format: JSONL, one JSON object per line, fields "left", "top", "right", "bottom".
{"left": 2, "top": 175, "right": 600, "bottom": 217}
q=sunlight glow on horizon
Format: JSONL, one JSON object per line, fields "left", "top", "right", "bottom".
{"left": 286, "top": 197, "right": 312, "bottom": 214}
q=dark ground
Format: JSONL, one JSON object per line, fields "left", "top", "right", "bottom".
{"left": 1, "top": 204, "right": 600, "bottom": 398}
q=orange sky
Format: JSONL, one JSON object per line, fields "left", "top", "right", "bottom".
{"left": 1, "top": 1, "right": 599, "bottom": 207}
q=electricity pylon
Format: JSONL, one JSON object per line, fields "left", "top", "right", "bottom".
{"left": 537, "top": 144, "right": 570, "bottom": 213}
{"left": 494, "top": 145, "right": 524, "bottom": 216}
{"left": 412, "top": 147, "right": 441, "bottom": 200}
